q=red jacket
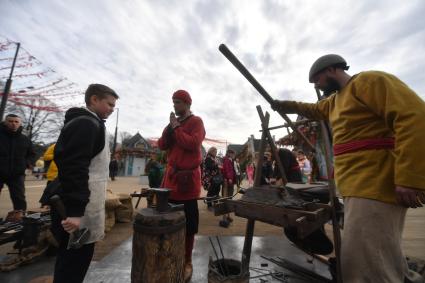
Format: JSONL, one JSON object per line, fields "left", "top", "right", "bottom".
{"left": 222, "top": 156, "right": 236, "bottom": 183}
{"left": 158, "top": 115, "right": 205, "bottom": 200}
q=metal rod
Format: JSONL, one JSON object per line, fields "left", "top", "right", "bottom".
{"left": 249, "top": 272, "right": 272, "bottom": 279}
{"left": 218, "top": 43, "right": 316, "bottom": 151}
{"left": 249, "top": 267, "right": 288, "bottom": 281}
{"left": 250, "top": 266, "right": 289, "bottom": 282}
{"left": 271, "top": 273, "right": 290, "bottom": 282}
{"left": 0, "top": 42, "right": 21, "bottom": 121}
{"left": 260, "top": 119, "right": 315, "bottom": 132}
{"left": 249, "top": 266, "right": 273, "bottom": 272}
{"left": 111, "top": 108, "right": 119, "bottom": 157}
{"left": 208, "top": 265, "right": 225, "bottom": 280}
{"left": 261, "top": 255, "right": 331, "bottom": 283}
{"left": 315, "top": 88, "right": 343, "bottom": 283}
{"left": 6, "top": 43, "right": 20, "bottom": 82}
{"left": 215, "top": 236, "right": 229, "bottom": 276}
{"left": 209, "top": 237, "right": 225, "bottom": 276}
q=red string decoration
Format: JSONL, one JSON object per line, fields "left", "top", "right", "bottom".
{"left": 0, "top": 37, "right": 82, "bottom": 112}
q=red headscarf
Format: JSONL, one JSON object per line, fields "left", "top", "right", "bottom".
{"left": 172, "top": 89, "right": 192, "bottom": 105}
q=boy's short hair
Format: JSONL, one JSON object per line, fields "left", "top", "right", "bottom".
{"left": 85, "top": 84, "right": 119, "bottom": 105}
{"left": 6, "top": 113, "right": 20, "bottom": 119}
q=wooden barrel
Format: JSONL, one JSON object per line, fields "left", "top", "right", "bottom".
{"left": 131, "top": 208, "right": 186, "bottom": 283}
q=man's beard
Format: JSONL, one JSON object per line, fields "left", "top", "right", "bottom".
{"left": 322, "top": 77, "right": 341, "bottom": 97}
{"left": 175, "top": 110, "right": 184, "bottom": 117}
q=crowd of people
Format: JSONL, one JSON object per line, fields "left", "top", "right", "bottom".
{"left": 200, "top": 147, "right": 317, "bottom": 192}
{"left": 0, "top": 51, "right": 424, "bottom": 283}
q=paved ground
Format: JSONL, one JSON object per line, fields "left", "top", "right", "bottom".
{"left": 1, "top": 236, "right": 333, "bottom": 283}
{"left": 1, "top": 176, "right": 424, "bottom": 261}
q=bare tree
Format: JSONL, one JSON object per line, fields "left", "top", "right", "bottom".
{"left": 108, "top": 133, "right": 115, "bottom": 151}
{"left": 5, "top": 97, "right": 64, "bottom": 144}
{"left": 120, "top": 131, "right": 133, "bottom": 147}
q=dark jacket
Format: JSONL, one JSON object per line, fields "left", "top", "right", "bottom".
{"left": 145, "top": 159, "right": 163, "bottom": 188}
{"left": 274, "top": 148, "right": 302, "bottom": 183}
{"left": 54, "top": 107, "right": 105, "bottom": 217}
{"left": 261, "top": 158, "right": 274, "bottom": 185}
{"left": 0, "top": 122, "right": 35, "bottom": 179}
{"left": 202, "top": 154, "right": 221, "bottom": 190}
{"left": 109, "top": 160, "right": 118, "bottom": 175}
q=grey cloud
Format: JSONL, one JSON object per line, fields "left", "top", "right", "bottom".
{"left": 223, "top": 25, "right": 240, "bottom": 46}
{"left": 194, "top": 0, "right": 227, "bottom": 27}
{"left": 2, "top": 0, "right": 425, "bottom": 143}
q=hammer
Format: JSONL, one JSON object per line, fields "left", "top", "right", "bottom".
{"left": 50, "top": 195, "right": 90, "bottom": 249}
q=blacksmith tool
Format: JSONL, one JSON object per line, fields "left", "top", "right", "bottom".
{"left": 147, "top": 188, "right": 184, "bottom": 213}
{"left": 219, "top": 43, "right": 316, "bottom": 150}
{"left": 315, "top": 87, "right": 343, "bottom": 280}
{"left": 215, "top": 236, "right": 230, "bottom": 276}
{"left": 50, "top": 195, "right": 90, "bottom": 250}
{"left": 201, "top": 186, "right": 244, "bottom": 205}
{"left": 208, "top": 236, "right": 226, "bottom": 276}
{"left": 219, "top": 43, "right": 343, "bottom": 283}
{"left": 261, "top": 255, "right": 333, "bottom": 282}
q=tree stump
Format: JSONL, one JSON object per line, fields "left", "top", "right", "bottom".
{"left": 131, "top": 208, "right": 186, "bottom": 283}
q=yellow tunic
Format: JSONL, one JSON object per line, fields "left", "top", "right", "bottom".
{"left": 43, "top": 144, "right": 58, "bottom": 181}
{"left": 280, "top": 71, "right": 425, "bottom": 203}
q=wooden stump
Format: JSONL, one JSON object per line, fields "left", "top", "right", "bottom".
{"left": 131, "top": 208, "right": 186, "bottom": 283}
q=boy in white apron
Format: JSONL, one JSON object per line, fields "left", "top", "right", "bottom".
{"left": 52, "top": 84, "right": 119, "bottom": 283}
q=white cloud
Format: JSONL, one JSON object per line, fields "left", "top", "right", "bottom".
{"left": 1, "top": 0, "right": 424, "bottom": 144}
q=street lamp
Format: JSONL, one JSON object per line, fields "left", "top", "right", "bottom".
{"left": 111, "top": 108, "right": 119, "bottom": 157}
{"left": 0, "top": 42, "right": 21, "bottom": 121}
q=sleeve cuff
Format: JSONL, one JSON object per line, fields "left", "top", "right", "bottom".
{"left": 64, "top": 200, "right": 86, "bottom": 217}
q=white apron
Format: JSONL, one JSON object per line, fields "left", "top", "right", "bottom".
{"left": 79, "top": 134, "right": 110, "bottom": 244}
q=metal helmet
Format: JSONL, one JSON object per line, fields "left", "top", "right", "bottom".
{"left": 308, "top": 54, "right": 348, "bottom": 83}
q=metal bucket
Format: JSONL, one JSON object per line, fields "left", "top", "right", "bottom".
{"left": 207, "top": 258, "right": 249, "bottom": 283}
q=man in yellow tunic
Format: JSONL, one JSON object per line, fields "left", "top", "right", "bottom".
{"left": 272, "top": 54, "right": 425, "bottom": 283}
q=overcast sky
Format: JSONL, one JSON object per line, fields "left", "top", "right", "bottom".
{"left": 1, "top": 0, "right": 425, "bottom": 146}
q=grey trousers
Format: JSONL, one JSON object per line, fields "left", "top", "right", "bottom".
{"left": 342, "top": 197, "right": 424, "bottom": 283}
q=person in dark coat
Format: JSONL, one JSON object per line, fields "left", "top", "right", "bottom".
{"left": 202, "top": 147, "right": 222, "bottom": 208}
{"left": 52, "top": 84, "right": 119, "bottom": 283}
{"left": 274, "top": 148, "right": 302, "bottom": 183}
{"left": 0, "top": 114, "right": 35, "bottom": 221}
{"left": 109, "top": 158, "right": 118, "bottom": 181}
{"left": 260, "top": 152, "right": 274, "bottom": 185}
{"left": 220, "top": 149, "right": 236, "bottom": 226}
{"left": 144, "top": 152, "right": 163, "bottom": 188}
